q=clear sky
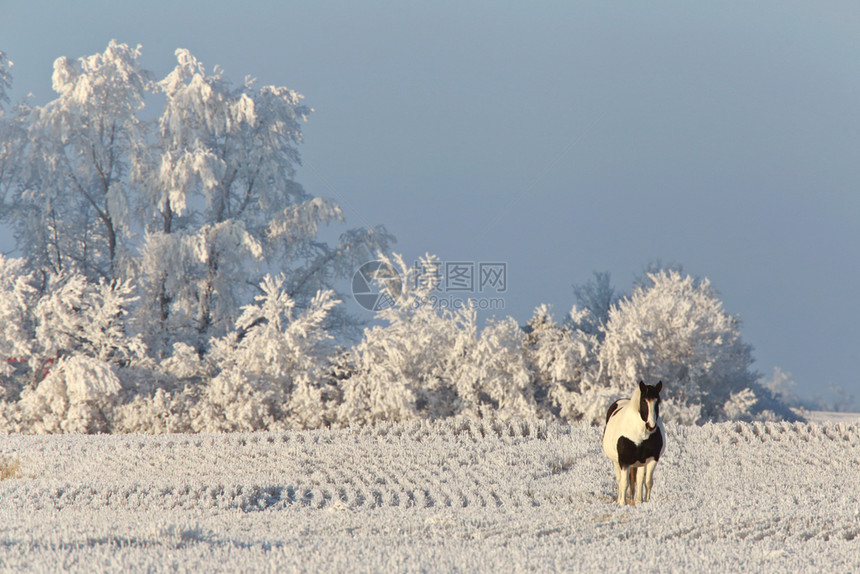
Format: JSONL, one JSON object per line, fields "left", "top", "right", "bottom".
{"left": 2, "top": 0, "right": 859, "bottom": 406}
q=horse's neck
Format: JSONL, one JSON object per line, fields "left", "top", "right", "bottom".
{"left": 628, "top": 388, "right": 641, "bottom": 408}
{"left": 621, "top": 401, "right": 642, "bottom": 423}
{"left": 620, "top": 391, "right": 648, "bottom": 430}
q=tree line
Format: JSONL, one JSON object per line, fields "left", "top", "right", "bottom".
{"left": 0, "top": 43, "right": 795, "bottom": 433}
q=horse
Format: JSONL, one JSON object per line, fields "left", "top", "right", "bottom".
{"left": 602, "top": 381, "right": 665, "bottom": 506}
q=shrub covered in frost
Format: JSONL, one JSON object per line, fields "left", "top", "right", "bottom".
{"left": 337, "top": 254, "right": 477, "bottom": 424}
{"left": 113, "top": 276, "right": 341, "bottom": 433}
{"left": 19, "top": 355, "right": 122, "bottom": 433}
{"left": 598, "top": 271, "right": 789, "bottom": 423}
{"left": 0, "top": 256, "right": 801, "bottom": 433}
{"left": 338, "top": 255, "right": 558, "bottom": 425}
{"left": 202, "top": 276, "right": 341, "bottom": 431}
{"left": 0, "top": 255, "right": 37, "bottom": 396}
{"left": 35, "top": 275, "right": 148, "bottom": 368}
{"left": 454, "top": 316, "right": 537, "bottom": 419}
{"left": 0, "top": 38, "right": 801, "bottom": 432}
{"left": 0, "top": 262, "right": 151, "bottom": 433}
{"left": 524, "top": 305, "right": 608, "bottom": 423}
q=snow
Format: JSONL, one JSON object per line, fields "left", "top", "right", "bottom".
{"left": 2, "top": 419, "right": 859, "bottom": 572}
{"left": 801, "top": 410, "right": 860, "bottom": 423}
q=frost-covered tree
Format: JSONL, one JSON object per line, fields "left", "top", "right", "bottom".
{"left": 338, "top": 254, "right": 545, "bottom": 425}
{"left": 0, "top": 52, "right": 28, "bottom": 233}
{"left": 0, "top": 258, "right": 147, "bottom": 375}
{"left": 0, "top": 253, "right": 148, "bottom": 416}
{"left": 0, "top": 51, "right": 11, "bottom": 111}
{"left": 599, "top": 270, "right": 761, "bottom": 423}
{"left": 7, "top": 41, "right": 150, "bottom": 283}
{"left": 200, "top": 276, "right": 341, "bottom": 431}
{"left": 569, "top": 271, "right": 619, "bottom": 340}
{"left": 34, "top": 273, "right": 147, "bottom": 368}
{"left": 136, "top": 47, "right": 392, "bottom": 351}
{"left": 19, "top": 355, "right": 123, "bottom": 433}
{"left": 0, "top": 255, "right": 37, "bottom": 399}
{"left": 454, "top": 316, "right": 537, "bottom": 419}
{"left": 338, "top": 254, "right": 473, "bottom": 424}
{"left": 0, "top": 260, "right": 149, "bottom": 433}
{"left": 138, "top": 48, "right": 304, "bottom": 344}
{"left": 525, "top": 305, "right": 605, "bottom": 422}
{"left": 0, "top": 41, "right": 392, "bottom": 358}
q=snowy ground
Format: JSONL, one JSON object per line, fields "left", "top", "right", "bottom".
{"left": 1, "top": 419, "right": 859, "bottom": 572}
{"left": 799, "top": 410, "right": 860, "bottom": 424}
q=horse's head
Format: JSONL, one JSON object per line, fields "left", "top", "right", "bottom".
{"left": 638, "top": 380, "right": 663, "bottom": 433}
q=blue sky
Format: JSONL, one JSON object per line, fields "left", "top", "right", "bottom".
{"left": 2, "top": 0, "right": 859, "bottom": 406}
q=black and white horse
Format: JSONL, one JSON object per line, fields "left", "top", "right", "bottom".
{"left": 602, "top": 381, "right": 665, "bottom": 506}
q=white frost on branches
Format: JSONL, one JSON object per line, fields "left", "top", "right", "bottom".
{"left": 2, "top": 40, "right": 391, "bottom": 360}
{"left": 338, "top": 254, "right": 471, "bottom": 424}
{"left": 723, "top": 387, "right": 758, "bottom": 421}
{"left": 22, "top": 41, "right": 149, "bottom": 280}
{"left": 524, "top": 305, "right": 607, "bottom": 423}
{"left": 339, "top": 255, "right": 544, "bottom": 425}
{"left": 0, "top": 38, "right": 798, "bottom": 434}
{"left": 201, "top": 276, "right": 340, "bottom": 431}
{"left": 133, "top": 45, "right": 392, "bottom": 350}
{"left": 455, "top": 317, "right": 536, "bottom": 419}
{"left": 599, "top": 271, "right": 758, "bottom": 424}
{"left": 35, "top": 274, "right": 147, "bottom": 367}
{"left": 20, "top": 355, "right": 122, "bottom": 433}
{"left": 0, "top": 51, "right": 12, "bottom": 113}
{"left": 0, "top": 256, "right": 36, "bottom": 378}
{"left": 0, "top": 253, "right": 795, "bottom": 433}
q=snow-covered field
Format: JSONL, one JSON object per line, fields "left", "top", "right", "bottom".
{"left": 2, "top": 419, "right": 859, "bottom": 572}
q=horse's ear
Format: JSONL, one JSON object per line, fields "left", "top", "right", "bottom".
{"left": 638, "top": 380, "right": 646, "bottom": 393}
{"left": 655, "top": 381, "right": 663, "bottom": 393}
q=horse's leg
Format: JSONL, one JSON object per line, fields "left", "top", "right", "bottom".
{"left": 634, "top": 465, "right": 645, "bottom": 504}
{"left": 624, "top": 467, "right": 633, "bottom": 505}
{"left": 643, "top": 459, "right": 657, "bottom": 502}
{"left": 615, "top": 461, "right": 627, "bottom": 505}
